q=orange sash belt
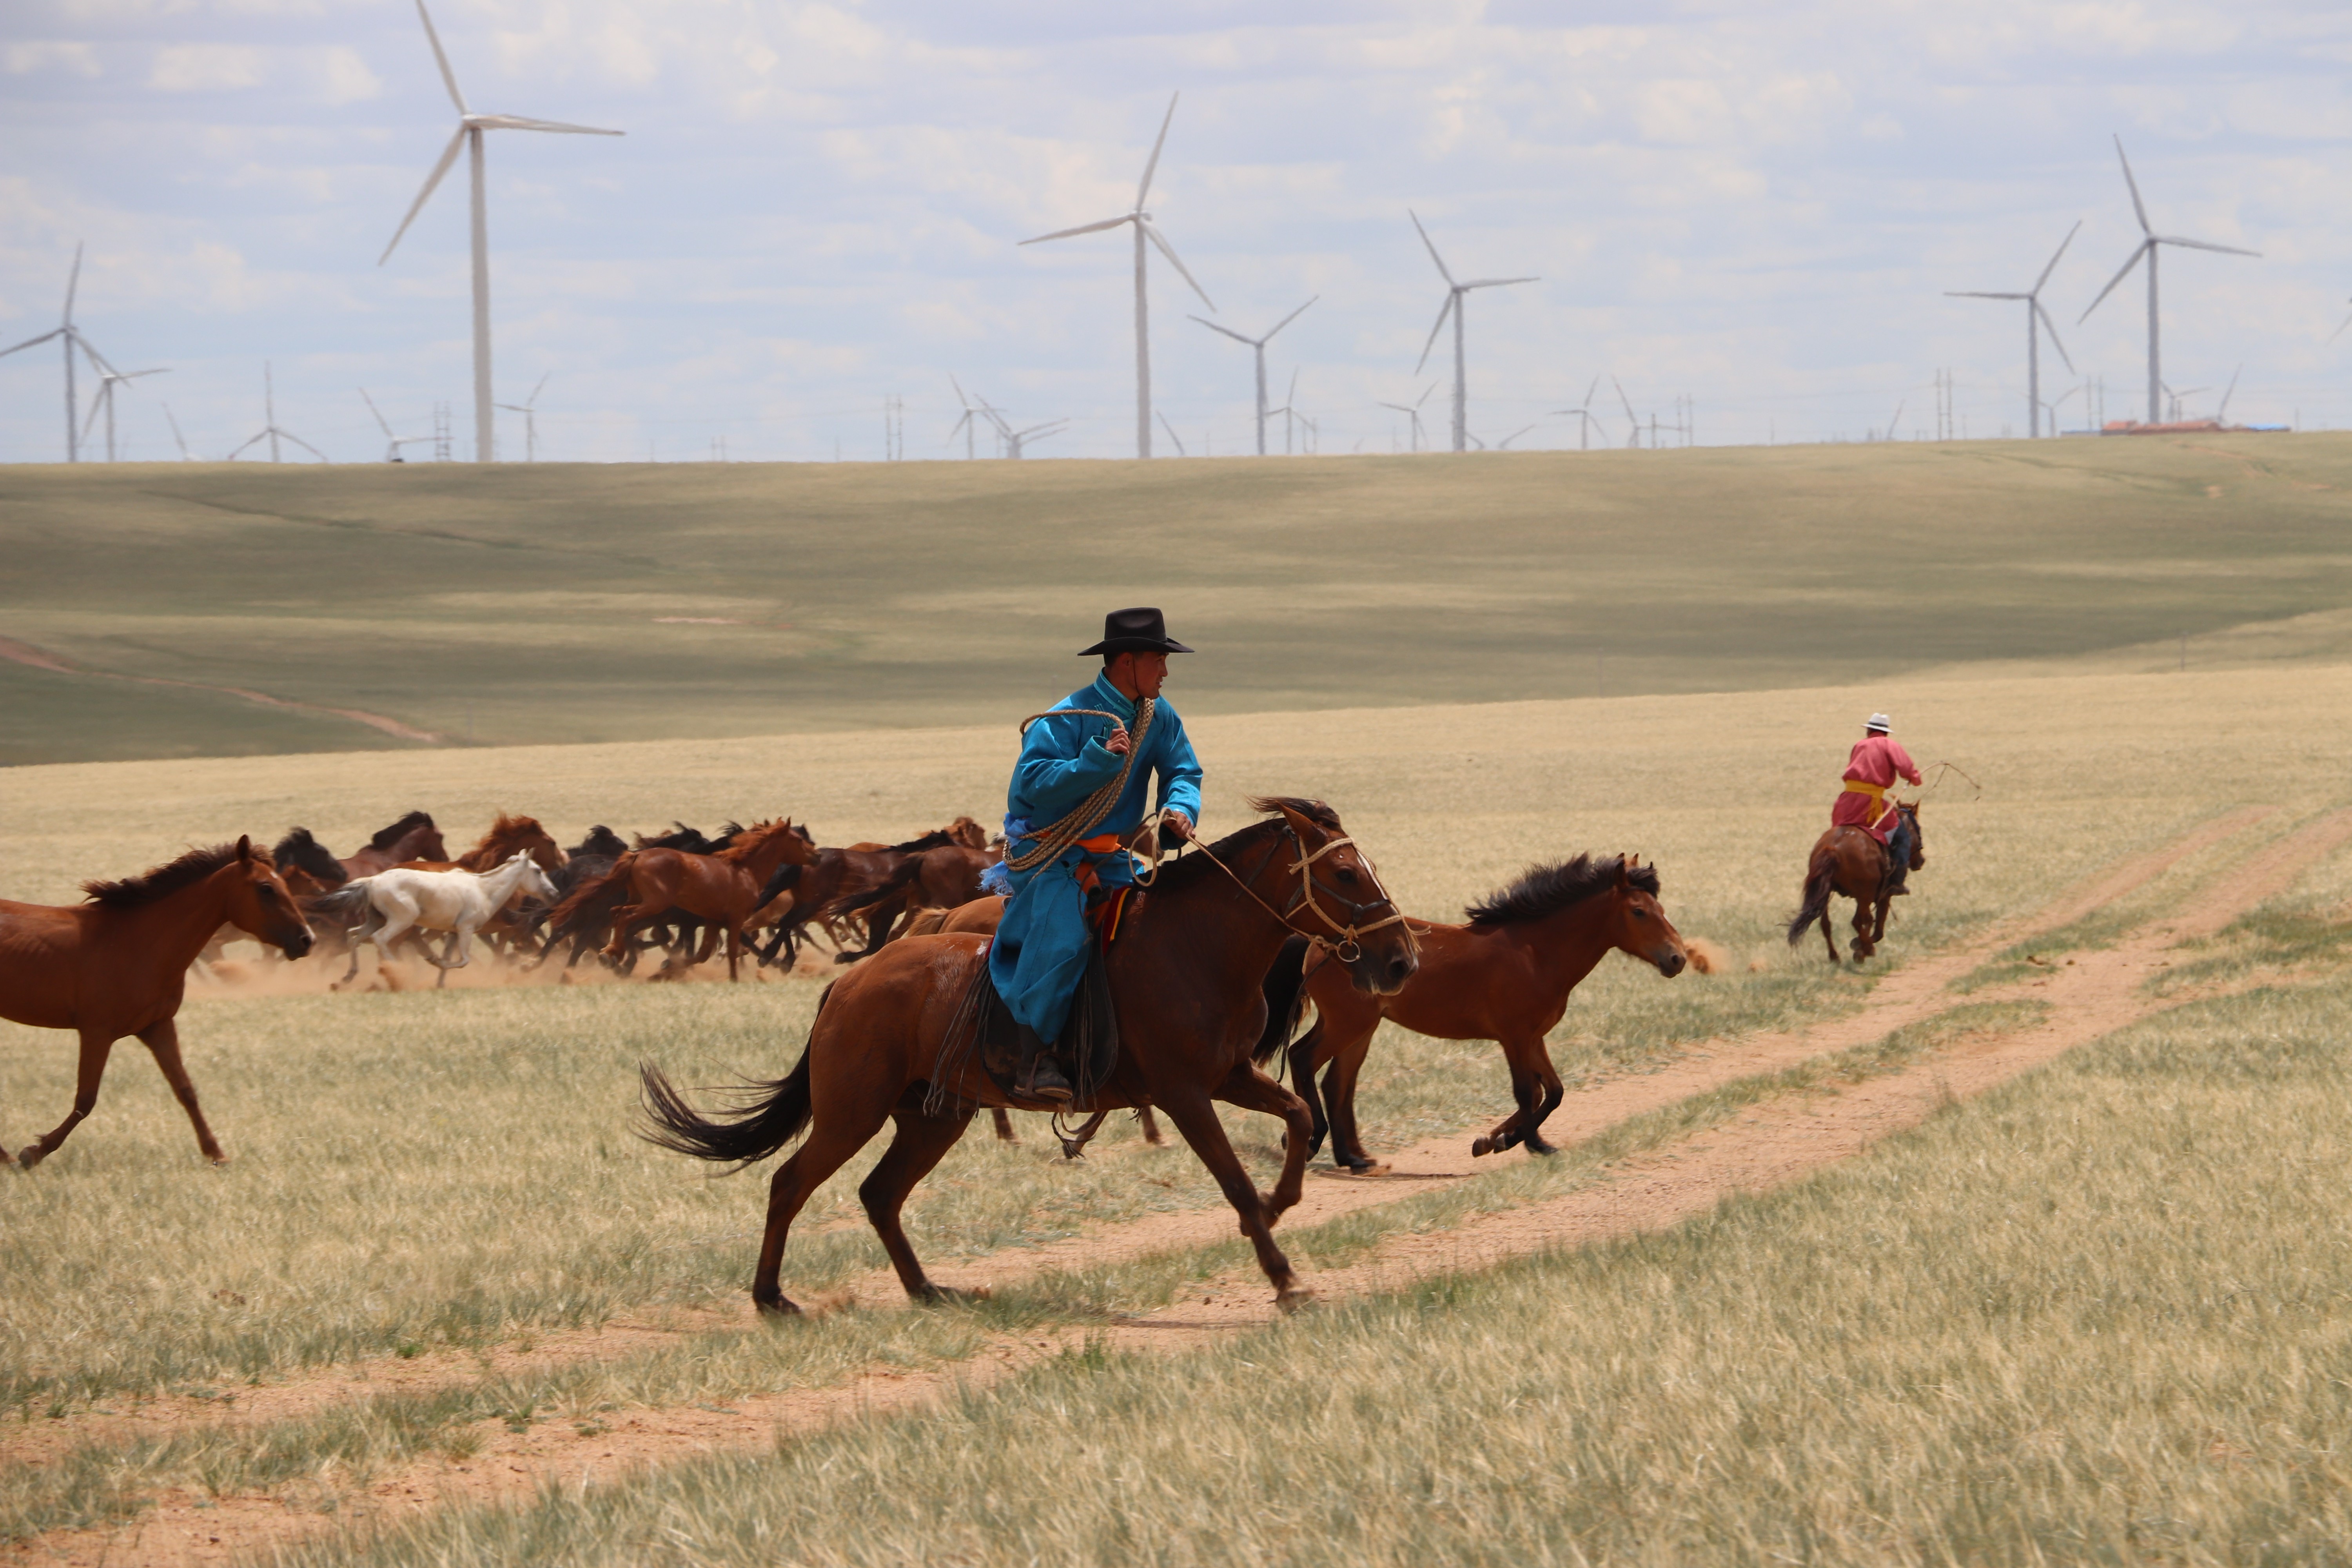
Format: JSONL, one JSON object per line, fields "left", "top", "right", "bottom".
{"left": 1841, "top": 779, "right": 1886, "bottom": 802}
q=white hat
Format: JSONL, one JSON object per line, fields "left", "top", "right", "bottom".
{"left": 1866, "top": 713, "right": 1891, "bottom": 732}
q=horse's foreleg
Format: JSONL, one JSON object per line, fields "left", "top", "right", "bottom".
{"left": 18, "top": 1030, "right": 118, "bottom": 1168}
{"left": 1159, "top": 1088, "right": 1308, "bottom": 1310}
{"left": 137, "top": 1018, "right": 225, "bottom": 1164}
{"left": 1212, "top": 1063, "right": 1317, "bottom": 1223}
{"left": 858, "top": 1097, "right": 979, "bottom": 1301}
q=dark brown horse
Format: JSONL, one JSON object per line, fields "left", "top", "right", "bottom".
{"left": 752, "top": 837, "right": 933, "bottom": 969}
{"left": 1278, "top": 855, "right": 1691, "bottom": 1171}
{"left": 570, "top": 820, "right": 816, "bottom": 980}
{"left": 0, "top": 839, "right": 314, "bottom": 1167}
{"left": 1788, "top": 801, "right": 1924, "bottom": 963}
{"left": 337, "top": 811, "right": 448, "bottom": 879}
{"left": 825, "top": 844, "right": 1000, "bottom": 961}
{"left": 641, "top": 798, "right": 1418, "bottom": 1315}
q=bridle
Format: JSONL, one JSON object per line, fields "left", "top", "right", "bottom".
{"left": 1135, "top": 810, "right": 1413, "bottom": 964}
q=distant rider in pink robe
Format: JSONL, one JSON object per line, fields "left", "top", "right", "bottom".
{"left": 1835, "top": 713, "right": 1920, "bottom": 892}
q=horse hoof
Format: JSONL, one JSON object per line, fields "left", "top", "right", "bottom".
{"left": 1524, "top": 1138, "right": 1557, "bottom": 1157}
{"left": 1274, "top": 1286, "right": 1316, "bottom": 1316}
{"left": 753, "top": 1296, "right": 802, "bottom": 1320}
{"left": 918, "top": 1283, "right": 991, "bottom": 1305}
{"left": 206, "top": 1153, "right": 232, "bottom": 1167}
{"left": 15, "top": 1146, "right": 45, "bottom": 1171}
{"left": 1471, "top": 1136, "right": 1495, "bottom": 1157}
{"left": 1058, "top": 1140, "right": 1087, "bottom": 1160}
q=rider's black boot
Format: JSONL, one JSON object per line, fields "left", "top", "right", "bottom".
{"left": 1015, "top": 1023, "right": 1073, "bottom": 1104}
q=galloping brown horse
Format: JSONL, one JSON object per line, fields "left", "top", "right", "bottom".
{"left": 337, "top": 811, "right": 448, "bottom": 878}
{"left": 1278, "top": 855, "right": 1691, "bottom": 1171}
{"left": 0, "top": 839, "right": 314, "bottom": 1167}
{"left": 826, "top": 844, "right": 1000, "bottom": 961}
{"left": 641, "top": 798, "right": 1418, "bottom": 1315}
{"left": 1788, "top": 800, "right": 1924, "bottom": 964}
{"left": 571, "top": 820, "right": 816, "bottom": 980}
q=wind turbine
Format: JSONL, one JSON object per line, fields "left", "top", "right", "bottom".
{"left": 947, "top": 375, "right": 990, "bottom": 460}
{"left": 2161, "top": 381, "right": 2211, "bottom": 423}
{"left": 1267, "top": 369, "right": 1307, "bottom": 456}
{"left": 1004, "top": 418, "right": 1067, "bottom": 459}
{"left": 81, "top": 366, "right": 168, "bottom": 461}
{"left": 1550, "top": 376, "right": 1603, "bottom": 450}
{"left": 1612, "top": 377, "right": 1642, "bottom": 449}
{"left": 1190, "top": 297, "right": 1314, "bottom": 456}
{"left": 2080, "top": 136, "right": 2260, "bottom": 426}
{"left": 495, "top": 373, "right": 550, "bottom": 461}
{"left": 1019, "top": 92, "right": 1214, "bottom": 459}
{"left": 361, "top": 388, "right": 434, "bottom": 462}
{"left": 228, "top": 363, "right": 325, "bottom": 463}
{"left": 378, "top": 0, "right": 622, "bottom": 463}
{"left": 1409, "top": 211, "right": 1537, "bottom": 453}
{"left": 0, "top": 243, "right": 118, "bottom": 461}
{"left": 1377, "top": 385, "right": 1436, "bottom": 452}
{"left": 1946, "top": 221, "right": 2079, "bottom": 437}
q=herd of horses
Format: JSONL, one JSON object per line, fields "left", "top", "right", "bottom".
{"left": 0, "top": 792, "right": 1924, "bottom": 1313}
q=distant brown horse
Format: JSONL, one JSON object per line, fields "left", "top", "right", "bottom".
{"left": 337, "top": 811, "right": 448, "bottom": 878}
{"left": 1788, "top": 801, "right": 1924, "bottom": 964}
{"left": 753, "top": 834, "right": 943, "bottom": 969}
{"left": 569, "top": 820, "right": 816, "bottom": 980}
{"left": 642, "top": 798, "right": 1418, "bottom": 1315}
{"left": 826, "top": 844, "right": 1000, "bottom": 961}
{"left": 0, "top": 839, "right": 314, "bottom": 1167}
{"left": 1278, "top": 855, "right": 1691, "bottom": 1171}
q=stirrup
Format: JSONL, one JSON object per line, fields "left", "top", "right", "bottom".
{"left": 1020, "top": 1059, "right": 1074, "bottom": 1103}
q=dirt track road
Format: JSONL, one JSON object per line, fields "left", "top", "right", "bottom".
{"left": 11, "top": 804, "right": 2343, "bottom": 1568}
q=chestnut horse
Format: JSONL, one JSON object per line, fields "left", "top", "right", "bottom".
{"left": 751, "top": 826, "right": 971, "bottom": 969}
{"left": 826, "top": 843, "right": 1000, "bottom": 961}
{"left": 1787, "top": 801, "right": 1924, "bottom": 964}
{"left": 578, "top": 820, "right": 816, "bottom": 980}
{"left": 641, "top": 798, "right": 1418, "bottom": 1315}
{"left": 337, "top": 811, "right": 448, "bottom": 878}
{"left": 0, "top": 839, "right": 315, "bottom": 1167}
{"left": 1273, "top": 855, "right": 1691, "bottom": 1171}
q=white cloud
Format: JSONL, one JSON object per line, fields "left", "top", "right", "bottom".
{"left": 6, "top": 41, "right": 101, "bottom": 77}
{"left": 148, "top": 43, "right": 265, "bottom": 92}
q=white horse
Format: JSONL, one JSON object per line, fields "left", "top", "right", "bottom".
{"left": 316, "top": 853, "right": 559, "bottom": 989}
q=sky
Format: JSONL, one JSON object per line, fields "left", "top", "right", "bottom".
{"left": 2, "top": 0, "right": 2348, "bottom": 464}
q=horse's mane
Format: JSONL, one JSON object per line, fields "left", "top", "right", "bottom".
{"left": 472, "top": 812, "right": 544, "bottom": 849}
{"left": 271, "top": 827, "right": 347, "bottom": 886}
{"left": 83, "top": 842, "right": 255, "bottom": 909}
{"left": 638, "top": 822, "right": 715, "bottom": 852}
{"left": 886, "top": 828, "right": 953, "bottom": 855}
{"left": 1152, "top": 797, "right": 1342, "bottom": 897}
{"left": 1466, "top": 855, "right": 1657, "bottom": 928}
{"left": 716, "top": 819, "right": 797, "bottom": 864}
{"left": 570, "top": 825, "right": 630, "bottom": 860}
{"left": 367, "top": 810, "right": 437, "bottom": 851}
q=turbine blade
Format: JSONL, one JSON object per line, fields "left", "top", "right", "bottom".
{"left": 1135, "top": 91, "right": 1178, "bottom": 214}
{"left": 1263, "top": 296, "right": 1317, "bottom": 340}
{"left": 2033, "top": 218, "right": 2082, "bottom": 295}
{"left": 1157, "top": 410, "right": 1188, "bottom": 457}
{"left": 1415, "top": 383, "right": 1435, "bottom": 408}
{"left": 2035, "top": 301, "right": 2076, "bottom": 374}
{"left": 2332, "top": 304, "right": 2352, "bottom": 345}
{"left": 2114, "top": 135, "right": 2151, "bottom": 235}
{"left": 2077, "top": 241, "right": 2150, "bottom": 322}
{"left": 949, "top": 372, "right": 971, "bottom": 410}
{"left": 1190, "top": 314, "right": 1254, "bottom": 345}
{"left": 79, "top": 390, "right": 105, "bottom": 445}
{"left": 0, "top": 328, "right": 65, "bottom": 360}
{"left": 283, "top": 430, "right": 329, "bottom": 461}
{"left": 2218, "top": 364, "right": 2241, "bottom": 420}
{"left": 1018, "top": 214, "right": 1133, "bottom": 245}
{"left": 70, "top": 330, "right": 119, "bottom": 378}
{"left": 1582, "top": 374, "right": 1599, "bottom": 410}
{"left": 414, "top": 0, "right": 469, "bottom": 114}
{"left": 474, "top": 114, "right": 624, "bottom": 136}
{"left": 227, "top": 431, "right": 270, "bottom": 461}
{"left": 1407, "top": 209, "right": 1456, "bottom": 285}
{"left": 1461, "top": 276, "right": 1539, "bottom": 289}
{"left": 528, "top": 372, "right": 549, "bottom": 407}
{"left": 1945, "top": 291, "right": 2028, "bottom": 300}
{"left": 1141, "top": 222, "right": 1214, "bottom": 310}
{"left": 1413, "top": 293, "right": 1454, "bottom": 374}
{"left": 380, "top": 127, "right": 469, "bottom": 265}
{"left": 2158, "top": 236, "right": 2261, "bottom": 258}
{"left": 122, "top": 367, "right": 168, "bottom": 381}
{"left": 360, "top": 388, "right": 396, "bottom": 438}
{"left": 1613, "top": 376, "right": 1636, "bottom": 423}
{"left": 62, "top": 241, "right": 83, "bottom": 326}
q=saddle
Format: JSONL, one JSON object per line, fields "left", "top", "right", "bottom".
{"left": 927, "top": 938, "right": 1122, "bottom": 1115}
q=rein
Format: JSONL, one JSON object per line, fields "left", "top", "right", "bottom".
{"left": 1167, "top": 821, "right": 1412, "bottom": 963}
{"left": 1005, "top": 703, "right": 1155, "bottom": 875}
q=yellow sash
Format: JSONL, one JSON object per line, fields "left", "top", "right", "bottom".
{"left": 1842, "top": 779, "right": 1886, "bottom": 802}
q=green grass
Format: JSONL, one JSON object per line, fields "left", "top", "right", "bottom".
{"left": 286, "top": 973, "right": 2352, "bottom": 1568}
{"left": 6, "top": 435, "right": 2352, "bottom": 761}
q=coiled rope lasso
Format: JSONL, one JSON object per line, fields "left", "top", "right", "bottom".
{"left": 1003, "top": 702, "right": 1156, "bottom": 875}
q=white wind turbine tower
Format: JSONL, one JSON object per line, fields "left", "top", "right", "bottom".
{"left": 1550, "top": 376, "right": 1602, "bottom": 450}
{"left": 495, "top": 373, "right": 551, "bottom": 461}
{"left": 2080, "top": 136, "right": 2259, "bottom": 427}
{"left": 81, "top": 367, "right": 167, "bottom": 461}
{"left": 229, "top": 363, "right": 325, "bottom": 462}
{"left": 1377, "top": 384, "right": 1436, "bottom": 452}
{"left": 1190, "top": 297, "right": 1314, "bottom": 455}
{"left": 1409, "top": 211, "right": 1537, "bottom": 453}
{"left": 0, "top": 243, "right": 119, "bottom": 461}
{"left": 1946, "top": 221, "right": 2079, "bottom": 438}
{"left": 1019, "top": 93, "right": 1215, "bottom": 459}
{"left": 378, "top": 0, "right": 622, "bottom": 463}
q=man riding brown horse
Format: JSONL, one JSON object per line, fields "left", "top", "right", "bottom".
{"left": 1835, "top": 712, "right": 1921, "bottom": 895}
{"left": 983, "top": 608, "right": 1202, "bottom": 1103}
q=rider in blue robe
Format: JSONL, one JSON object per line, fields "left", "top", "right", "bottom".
{"left": 985, "top": 608, "right": 1202, "bottom": 1102}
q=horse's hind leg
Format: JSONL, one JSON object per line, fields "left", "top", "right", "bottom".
{"left": 1819, "top": 904, "right": 1842, "bottom": 964}
{"left": 990, "top": 1108, "right": 1018, "bottom": 1143}
{"left": 859, "top": 1097, "right": 979, "bottom": 1301}
{"left": 1136, "top": 1105, "right": 1163, "bottom": 1145}
{"left": 753, "top": 1108, "right": 889, "bottom": 1317}
{"left": 1321, "top": 1025, "right": 1383, "bottom": 1171}
{"left": 18, "top": 1030, "right": 118, "bottom": 1169}
{"left": 1850, "top": 897, "right": 1877, "bottom": 962}
{"left": 138, "top": 1018, "right": 226, "bottom": 1164}
{"left": 1508, "top": 1035, "right": 1570, "bottom": 1156}
{"left": 1163, "top": 1085, "right": 1310, "bottom": 1310}
{"left": 1283, "top": 1019, "right": 1331, "bottom": 1159}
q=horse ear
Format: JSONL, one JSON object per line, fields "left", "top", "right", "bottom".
{"left": 237, "top": 834, "right": 253, "bottom": 864}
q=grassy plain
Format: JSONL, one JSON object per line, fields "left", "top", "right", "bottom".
{"left": 5, "top": 434, "right": 2352, "bottom": 761}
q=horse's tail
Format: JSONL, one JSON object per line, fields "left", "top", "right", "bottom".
{"left": 1786, "top": 851, "right": 1837, "bottom": 947}
{"left": 308, "top": 880, "right": 373, "bottom": 926}
{"left": 1250, "top": 935, "right": 1315, "bottom": 1068}
{"left": 546, "top": 853, "right": 635, "bottom": 934}
{"left": 637, "top": 1047, "right": 813, "bottom": 1169}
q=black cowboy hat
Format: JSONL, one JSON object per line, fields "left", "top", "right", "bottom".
{"left": 1078, "top": 606, "right": 1194, "bottom": 657}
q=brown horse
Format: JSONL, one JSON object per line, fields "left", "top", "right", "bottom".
{"left": 0, "top": 839, "right": 315, "bottom": 1167}
{"left": 826, "top": 844, "right": 1000, "bottom": 961}
{"left": 577, "top": 820, "right": 816, "bottom": 980}
{"left": 753, "top": 837, "right": 936, "bottom": 969}
{"left": 1788, "top": 801, "right": 1924, "bottom": 964}
{"left": 337, "top": 811, "right": 448, "bottom": 878}
{"left": 641, "top": 798, "right": 1418, "bottom": 1315}
{"left": 1279, "top": 855, "right": 1691, "bottom": 1171}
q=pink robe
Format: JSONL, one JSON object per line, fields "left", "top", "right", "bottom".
{"left": 1832, "top": 735, "right": 1920, "bottom": 843}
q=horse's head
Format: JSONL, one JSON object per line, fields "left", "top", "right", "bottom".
{"left": 397, "top": 822, "right": 450, "bottom": 862}
{"left": 1899, "top": 801, "right": 1926, "bottom": 871}
{"left": 225, "top": 836, "right": 315, "bottom": 958}
{"left": 497, "top": 813, "right": 566, "bottom": 871}
{"left": 1601, "top": 855, "right": 1688, "bottom": 977}
{"left": 946, "top": 816, "right": 988, "bottom": 850}
{"left": 504, "top": 851, "right": 561, "bottom": 905}
{"left": 1256, "top": 797, "right": 1419, "bottom": 996}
